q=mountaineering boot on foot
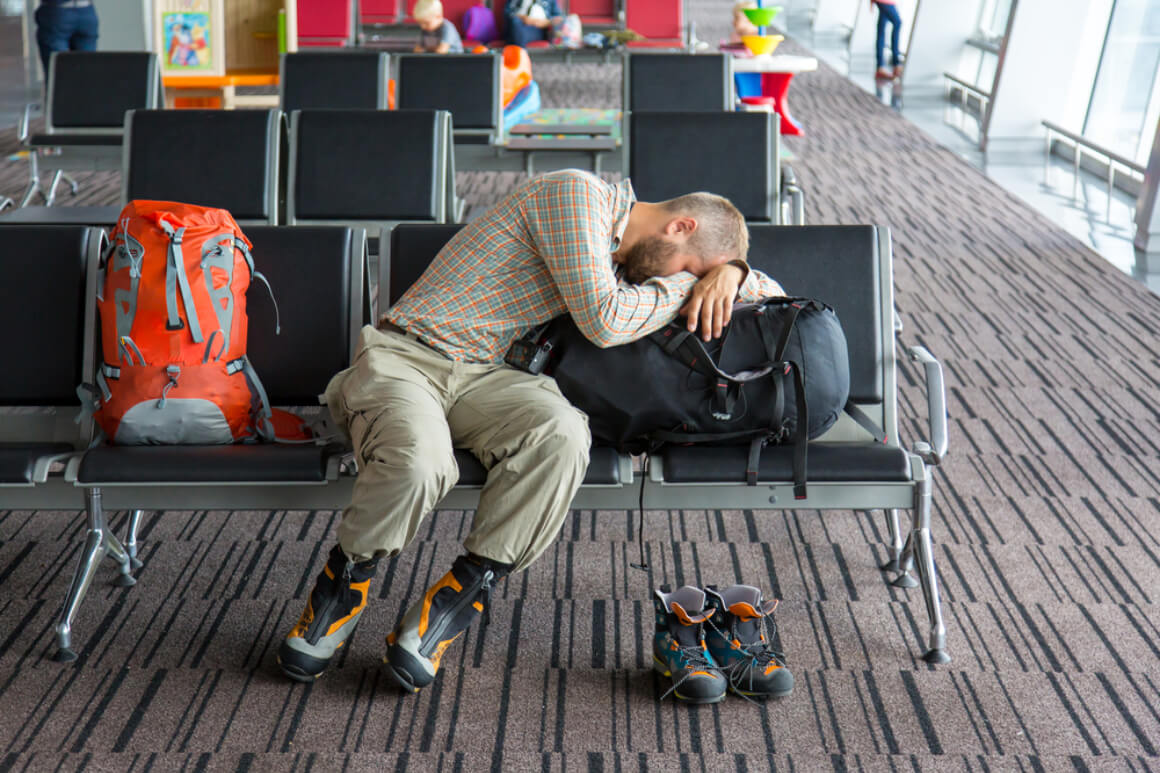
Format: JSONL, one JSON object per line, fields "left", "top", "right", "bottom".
{"left": 652, "top": 585, "right": 727, "bottom": 704}
{"left": 279, "top": 545, "right": 379, "bottom": 682}
{"left": 385, "top": 553, "right": 509, "bottom": 693}
{"left": 704, "top": 584, "right": 794, "bottom": 699}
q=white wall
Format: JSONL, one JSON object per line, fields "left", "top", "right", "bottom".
{"left": 902, "top": 0, "right": 981, "bottom": 90}
{"left": 92, "top": 0, "right": 151, "bottom": 51}
{"left": 812, "top": 0, "right": 859, "bottom": 35}
{"left": 987, "top": 0, "right": 1112, "bottom": 140}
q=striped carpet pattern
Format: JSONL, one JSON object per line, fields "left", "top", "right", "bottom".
{"left": 3, "top": 5, "right": 1160, "bottom": 772}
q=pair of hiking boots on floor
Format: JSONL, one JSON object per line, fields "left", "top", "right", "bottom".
{"left": 653, "top": 584, "right": 793, "bottom": 704}
{"left": 278, "top": 545, "right": 507, "bottom": 692}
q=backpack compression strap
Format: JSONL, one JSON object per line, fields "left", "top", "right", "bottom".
{"left": 156, "top": 220, "right": 204, "bottom": 343}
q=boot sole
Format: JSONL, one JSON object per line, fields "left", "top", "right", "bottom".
{"left": 384, "top": 645, "right": 435, "bottom": 694}
{"left": 277, "top": 647, "right": 331, "bottom": 683}
{"left": 729, "top": 685, "right": 794, "bottom": 699}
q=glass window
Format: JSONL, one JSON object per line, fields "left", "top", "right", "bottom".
{"left": 1084, "top": 0, "right": 1160, "bottom": 163}
{"left": 975, "top": 0, "right": 1013, "bottom": 44}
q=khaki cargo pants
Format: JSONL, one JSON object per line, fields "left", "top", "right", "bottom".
{"left": 324, "top": 325, "right": 591, "bottom": 571}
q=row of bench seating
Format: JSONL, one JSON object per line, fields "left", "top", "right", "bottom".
{"left": 13, "top": 51, "right": 798, "bottom": 216}
{"left": 0, "top": 220, "right": 949, "bottom": 666}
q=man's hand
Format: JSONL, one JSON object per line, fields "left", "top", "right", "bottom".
{"left": 679, "top": 263, "right": 745, "bottom": 341}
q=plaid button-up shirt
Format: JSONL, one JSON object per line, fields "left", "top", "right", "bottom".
{"left": 384, "top": 169, "right": 785, "bottom": 363}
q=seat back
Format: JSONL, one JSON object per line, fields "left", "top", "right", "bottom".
{"left": 746, "top": 224, "right": 896, "bottom": 439}
{"left": 288, "top": 109, "right": 451, "bottom": 226}
{"left": 123, "top": 109, "right": 282, "bottom": 225}
{"left": 46, "top": 52, "right": 160, "bottom": 135}
{"left": 625, "top": 53, "right": 732, "bottom": 112}
{"left": 0, "top": 225, "right": 102, "bottom": 442}
{"left": 628, "top": 111, "right": 779, "bottom": 222}
{"left": 381, "top": 223, "right": 465, "bottom": 308}
{"left": 244, "top": 226, "right": 367, "bottom": 404}
{"left": 296, "top": 0, "right": 355, "bottom": 46}
{"left": 625, "top": 0, "right": 682, "bottom": 41}
{"left": 359, "top": 0, "right": 403, "bottom": 24}
{"left": 280, "top": 51, "right": 390, "bottom": 111}
{"left": 396, "top": 54, "right": 502, "bottom": 140}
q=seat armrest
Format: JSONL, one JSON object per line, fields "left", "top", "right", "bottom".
{"left": 907, "top": 345, "right": 948, "bottom": 465}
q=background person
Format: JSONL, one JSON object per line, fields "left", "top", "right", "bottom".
{"left": 413, "top": 0, "right": 464, "bottom": 53}
{"left": 872, "top": 0, "right": 902, "bottom": 80}
{"left": 505, "top": 0, "right": 562, "bottom": 48}
{"left": 277, "top": 169, "right": 785, "bottom": 695}
{"left": 34, "top": 0, "right": 98, "bottom": 80}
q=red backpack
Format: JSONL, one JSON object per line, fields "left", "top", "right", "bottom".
{"left": 86, "top": 200, "right": 297, "bottom": 444}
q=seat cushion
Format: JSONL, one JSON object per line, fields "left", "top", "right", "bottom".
{"left": 0, "top": 443, "right": 75, "bottom": 484}
{"left": 76, "top": 445, "right": 339, "bottom": 484}
{"left": 29, "top": 134, "right": 123, "bottom": 147}
{"left": 661, "top": 443, "right": 911, "bottom": 484}
{"left": 453, "top": 444, "right": 622, "bottom": 486}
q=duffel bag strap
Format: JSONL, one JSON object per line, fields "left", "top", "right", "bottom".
{"left": 787, "top": 360, "right": 809, "bottom": 500}
{"left": 845, "top": 400, "right": 887, "bottom": 443}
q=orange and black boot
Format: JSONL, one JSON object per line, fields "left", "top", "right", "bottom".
{"left": 652, "top": 585, "right": 728, "bottom": 704}
{"left": 278, "top": 545, "right": 378, "bottom": 682}
{"left": 384, "top": 554, "right": 509, "bottom": 693}
{"left": 704, "top": 584, "right": 794, "bottom": 699}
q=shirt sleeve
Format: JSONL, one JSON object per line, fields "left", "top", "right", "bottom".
{"left": 525, "top": 174, "right": 697, "bottom": 347}
{"left": 737, "top": 268, "right": 786, "bottom": 302}
{"left": 441, "top": 21, "right": 463, "bottom": 50}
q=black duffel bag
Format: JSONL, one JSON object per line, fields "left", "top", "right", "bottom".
{"left": 546, "top": 297, "right": 874, "bottom": 498}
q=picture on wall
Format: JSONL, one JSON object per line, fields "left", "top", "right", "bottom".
{"left": 154, "top": 0, "right": 226, "bottom": 76}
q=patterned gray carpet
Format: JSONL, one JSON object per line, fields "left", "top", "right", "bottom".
{"left": 2, "top": 3, "right": 1160, "bottom": 771}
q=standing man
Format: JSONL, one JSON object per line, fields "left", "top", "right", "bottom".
{"left": 34, "top": 0, "right": 99, "bottom": 80}
{"left": 277, "top": 169, "right": 785, "bottom": 693}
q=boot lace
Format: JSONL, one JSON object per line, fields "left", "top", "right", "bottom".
{"left": 706, "top": 614, "right": 788, "bottom": 705}
{"left": 659, "top": 640, "right": 722, "bottom": 702}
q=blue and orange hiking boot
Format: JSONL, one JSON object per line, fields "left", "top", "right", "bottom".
{"left": 384, "top": 554, "right": 508, "bottom": 693}
{"left": 652, "top": 585, "right": 727, "bottom": 704}
{"left": 704, "top": 584, "right": 794, "bottom": 699}
{"left": 278, "top": 545, "right": 379, "bottom": 682}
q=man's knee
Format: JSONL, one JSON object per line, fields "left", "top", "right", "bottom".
{"left": 531, "top": 410, "right": 591, "bottom": 468}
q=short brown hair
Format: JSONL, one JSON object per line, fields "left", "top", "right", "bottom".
{"left": 661, "top": 192, "right": 749, "bottom": 263}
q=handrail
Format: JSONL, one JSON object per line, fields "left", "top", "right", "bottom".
{"left": 964, "top": 36, "right": 1000, "bottom": 54}
{"left": 1041, "top": 120, "right": 1143, "bottom": 174}
{"left": 942, "top": 73, "right": 991, "bottom": 100}
{"left": 1043, "top": 120, "right": 1144, "bottom": 220}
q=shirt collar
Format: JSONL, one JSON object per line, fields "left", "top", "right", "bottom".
{"left": 609, "top": 178, "right": 635, "bottom": 253}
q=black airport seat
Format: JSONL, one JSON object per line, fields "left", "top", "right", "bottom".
{"left": 53, "top": 225, "right": 368, "bottom": 661}
{"left": 624, "top": 52, "right": 733, "bottom": 112}
{"left": 288, "top": 109, "right": 452, "bottom": 227}
{"left": 74, "top": 226, "right": 365, "bottom": 487}
{"left": 125, "top": 109, "right": 283, "bottom": 225}
{"left": 0, "top": 225, "right": 102, "bottom": 492}
{"left": 280, "top": 50, "right": 391, "bottom": 112}
{"left": 395, "top": 54, "right": 502, "bottom": 144}
{"left": 1, "top": 51, "right": 159, "bottom": 214}
{"left": 628, "top": 111, "right": 781, "bottom": 222}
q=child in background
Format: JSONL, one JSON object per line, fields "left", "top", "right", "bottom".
{"left": 414, "top": 0, "right": 464, "bottom": 53}
{"left": 731, "top": 2, "right": 758, "bottom": 43}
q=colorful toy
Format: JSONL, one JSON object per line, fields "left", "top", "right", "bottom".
{"left": 501, "top": 44, "right": 532, "bottom": 108}
{"left": 503, "top": 80, "right": 541, "bottom": 126}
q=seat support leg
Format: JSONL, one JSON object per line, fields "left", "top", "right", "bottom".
{"left": 53, "top": 488, "right": 136, "bottom": 663}
{"left": 912, "top": 470, "right": 950, "bottom": 663}
{"left": 891, "top": 516, "right": 919, "bottom": 588}
{"left": 126, "top": 509, "right": 145, "bottom": 570}
{"left": 44, "top": 170, "right": 63, "bottom": 206}
{"left": 20, "top": 151, "right": 44, "bottom": 207}
{"left": 879, "top": 508, "right": 904, "bottom": 572}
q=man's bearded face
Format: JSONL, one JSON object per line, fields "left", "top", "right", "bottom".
{"left": 620, "top": 235, "right": 678, "bottom": 284}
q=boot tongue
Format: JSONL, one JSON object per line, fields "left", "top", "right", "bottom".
{"left": 725, "top": 586, "right": 769, "bottom": 645}
{"left": 667, "top": 586, "right": 710, "bottom": 647}
{"left": 669, "top": 602, "right": 706, "bottom": 647}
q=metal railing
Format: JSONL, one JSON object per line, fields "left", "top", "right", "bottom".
{"left": 1042, "top": 120, "right": 1144, "bottom": 220}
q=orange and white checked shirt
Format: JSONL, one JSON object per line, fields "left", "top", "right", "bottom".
{"left": 384, "top": 169, "right": 785, "bottom": 364}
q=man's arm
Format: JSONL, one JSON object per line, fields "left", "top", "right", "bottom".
{"left": 527, "top": 175, "right": 697, "bottom": 347}
{"left": 679, "top": 264, "right": 785, "bottom": 341}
